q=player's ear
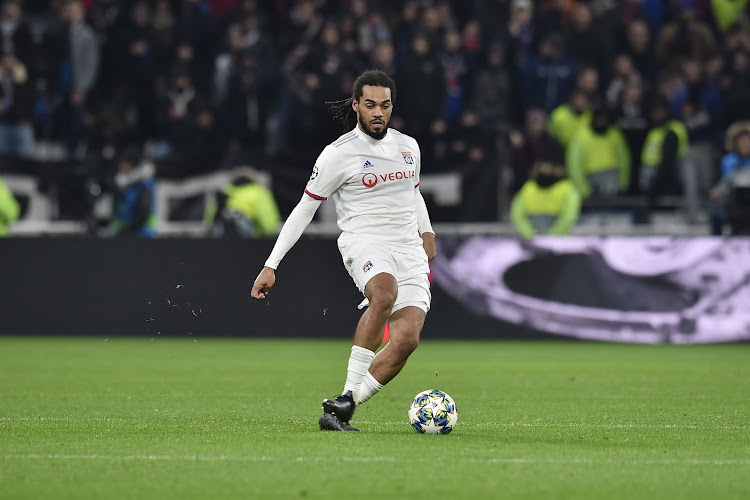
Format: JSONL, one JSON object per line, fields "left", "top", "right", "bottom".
{"left": 352, "top": 98, "right": 358, "bottom": 113}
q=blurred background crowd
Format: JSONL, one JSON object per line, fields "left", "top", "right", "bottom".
{"left": 1, "top": 0, "right": 750, "bottom": 238}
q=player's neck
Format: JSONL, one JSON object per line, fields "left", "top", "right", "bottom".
{"left": 355, "top": 123, "right": 387, "bottom": 143}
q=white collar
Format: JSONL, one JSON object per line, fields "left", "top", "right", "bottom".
{"left": 353, "top": 124, "right": 389, "bottom": 145}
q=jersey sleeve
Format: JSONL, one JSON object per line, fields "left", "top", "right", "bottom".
{"left": 304, "top": 145, "right": 345, "bottom": 200}
{"left": 413, "top": 141, "right": 422, "bottom": 189}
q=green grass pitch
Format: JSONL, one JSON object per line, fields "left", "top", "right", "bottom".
{"left": 1, "top": 337, "right": 748, "bottom": 499}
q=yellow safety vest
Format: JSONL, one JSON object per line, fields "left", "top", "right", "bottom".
{"left": 575, "top": 127, "right": 624, "bottom": 174}
{"left": 641, "top": 120, "right": 689, "bottom": 167}
{"left": 548, "top": 105, "right": 592, "bottom": 147}
{"left": 517, "top": 178, "right": 577, "bottom": 215}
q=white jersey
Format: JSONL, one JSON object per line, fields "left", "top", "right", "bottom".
{"left": 304, "top": 126, "right": 423, "bottom": 249}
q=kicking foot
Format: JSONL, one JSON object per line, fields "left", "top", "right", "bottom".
{"left": 322, "top": 390, "right": 356, "bottom": 422}
{"left": 319, "top": 412, "right": 359, "bottom": 431}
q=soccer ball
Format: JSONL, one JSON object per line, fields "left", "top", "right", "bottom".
{"left": 408, "top": 389, "right": 458, "bottom": 434}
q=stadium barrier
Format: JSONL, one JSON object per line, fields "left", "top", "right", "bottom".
{"left": 2, "top": 236, "right": 747, "bottom": 343}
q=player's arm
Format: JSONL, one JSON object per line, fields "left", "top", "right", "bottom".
{"left": 251, "top": 195, "right": 321, "bottom": 299}
{"left": 415, "top": 190, "right": 436, "bottom": 262}
{"left": 413, "top": 142, "right": 436, "bottom": 262}
{"left": 251, "top": 145, "right": 342, "bottom": 299}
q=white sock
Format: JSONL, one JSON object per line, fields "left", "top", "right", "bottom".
{"left": 356, "top": 372, "right": 384, "bottom": 405}
{"left": 343, "top": 345, "right": 375, "bottom": 402}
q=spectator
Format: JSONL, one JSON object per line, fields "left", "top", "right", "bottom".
{"left": 279, "top": 0, "right": 322, "bottom": 54}
{"left": 519, "top": 32, "right": 577, "bottom": 112}
{"left": 356, "top": 10, "right": 391, "bottom": 59}
{"left": 395, "top": 32, "right": 445, "bottom": 158}
{"left": 710, "top": 121, "right": 750, "bottom": 234}
{"left": 114, "top": 1, "right": 159, "bottom": 142}
{"left": 151, "top": 0, "right": 177, "bottom": 69}
{"left": 291, "top": 21, "right": 362, "bottom": 150}
{"left": 175, "top": 0, "right": 217, "bottom": 94}
{"left": 640, "top": 96, "right": 690, "bottom": 208}
{"left": 668, "top": 57, "right": 722, "bottom": 197}
{"left": 656, "top": 0, "right": 716, "bottom": 70}
{"left": 370, "top": 40, "right": 396, "bottom": 75}
{"left": 576, "top": 65, "right": 601, "bottom": 106}
{"left": 472, "top": 42, "right": 513, "bottom": 137}
{"left": 509, "top": 108, "right": 559, "bottom": 192}
{"left": 444, "top": 109, "right": 493, "bottom": 165}
{"left": 0, "top": 0, "right": 32, "bottom": 66}
{"left": 205, "top": 168, "right": 281, "bottom": 238}
{"left": 56, "top": 0, "right": 100, "bottom": 154}
{"left": 0, "top": 52, "right": 34, "bottom": 157}
{"left": 461, "top": 19, "right": 483, "bottom": 72}
{"left": 565, "top": 3, "right": 613, "bottom": 76}
{"left": 510, "top": 143, "right": 581, "bottom": 238}
{"left": 212, "top": 23, "right": 244, "bottom": 107}
{"left": 606, "top": 54, "right": 639, "bottom": 109}
{"left": 505, "top": 0, "right": 535, "bottom": 67}
{"left": 548, "top": 88, "right": 591, "bottom": 149}
{"left": 613, "top": 76, "right": 650, "bottom": 193}
{"left": 0, "top": 173, "right": 19, "bottom": 235}
{"left": 720, "top": 49, "right": 750, "bottom": 128}
{"left": 566, "top": 106, "right": 631, "bottom": 198}
{"left": 109, "top": 148, "right": 157, "bottom": 238}
{"left": 219, "top": 48, "right": 276, "bottom": 155}
{"left": 621, "top": 18, "right": 657, "bottom": 79}
{"left": 155, "top": 67, "right": 199, "bottom": 157}
{"left": 439, "top": 29, "right": 470, "bottom": 123}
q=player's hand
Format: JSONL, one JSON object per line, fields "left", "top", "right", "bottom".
{"left": 421, "top": 232, "right": 437, "bottom": 263}
{"left": 251, "top": 266, "right": 276, "bottom": 300}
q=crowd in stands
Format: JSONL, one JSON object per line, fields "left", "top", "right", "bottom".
{"left": 1, "top": 0, "right": 750, "bottom": 235}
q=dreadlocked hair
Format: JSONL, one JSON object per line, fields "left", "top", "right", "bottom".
{"left": 325, "top": 70, "right": 396, "bottom": 131}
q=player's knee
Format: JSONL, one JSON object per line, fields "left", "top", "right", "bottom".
{"left": 396, "top": 334, "right": 419, "bottom": 357}
{"left": 369, "top": 289, "right": 397, "bottom": 314}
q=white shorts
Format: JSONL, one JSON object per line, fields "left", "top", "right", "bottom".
{"left": 338, "top": 240, "right": 431, "bottom": 314}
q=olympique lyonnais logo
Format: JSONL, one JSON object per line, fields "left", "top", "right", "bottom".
{"left": 363, "top": 260, "right": 373, "bottom": 272}
{"left": 362, "top": 173, "right": 378, "bottom": 188}
{"left": 362, "top": 170, "right": 415, "bottom": 188}
{"left": 402, "top": 151, "right": 414, "bottom": 164}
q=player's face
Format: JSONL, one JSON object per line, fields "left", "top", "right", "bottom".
{"left": 353, "top": 85, "right": 392, "bottom": 140}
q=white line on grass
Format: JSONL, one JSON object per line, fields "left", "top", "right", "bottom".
{"left": 2, "top": 417, "right": 747, "bottom": 431}
{"left": 365, "top": 421, "right": 750, "bottom": 431}
{"left": 1, "top": 454, "right": 748, "bottom": 466}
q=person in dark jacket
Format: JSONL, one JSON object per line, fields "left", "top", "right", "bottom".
{"left": 109, "top": 148, "right": 157, "bottom": 238}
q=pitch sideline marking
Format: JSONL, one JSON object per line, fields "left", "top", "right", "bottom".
{"left": 1, "top": 417, "right": 747, "bottom": 431}
{"left": 1, "top": 453, "right": 749, "bottom": 466}
{"left": 367, "top": 421, "right": 750, "bottom": 431}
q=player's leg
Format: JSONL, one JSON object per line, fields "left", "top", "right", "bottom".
{"left": 354, "top": 272, "right": 398, "bottom": 350}
{"left": 358, "top": 305, "right": 425, "bottom": 405}
{"left": 320, "top": 245, "right": 397, "bottom": 430}
{"left": 356, "top": 247, "right": 431, "bottom": 406}
{"left": 322, "top": 272, "right": 396, "bottom": 419}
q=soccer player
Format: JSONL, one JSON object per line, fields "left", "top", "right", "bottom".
{"left": 250, "top": 70, "right": 436, "bottom": 431}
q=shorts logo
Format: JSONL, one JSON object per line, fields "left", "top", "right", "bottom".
{"left": 402, "top": 151, "right": 414, "bottom": 164}
{"left": 362, "top": 173, "right": 378, "bottom": 188}
{"left": 362, "top": 260, "right": 373, "bottom": 272}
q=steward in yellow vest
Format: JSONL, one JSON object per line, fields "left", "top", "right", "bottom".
{"left": 548, "top": 88, "right": 591, "bottom": 148}
{"left": 640, "top": 97, "right": 689, "bottom": 196}
{"left": 205, "top": 169, "right": 281, "bottom": 238}
{"left": 511, "top": 154, "right": 581, "bottom": 238}
{"left": 0, "top": 176, "right": 20, "bottom": 236}
{"left": 566, "top": 107, "right": 631, "bottom": 197}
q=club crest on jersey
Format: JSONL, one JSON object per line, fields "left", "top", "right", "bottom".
{"left": 402, "top": 151, "right": 414, "bottom": 165}
{"left": 362, "top": 173, "right": 378, "bottom": 188}
{"left": 363, "top": 260, "right": 373, "bottom": 272}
